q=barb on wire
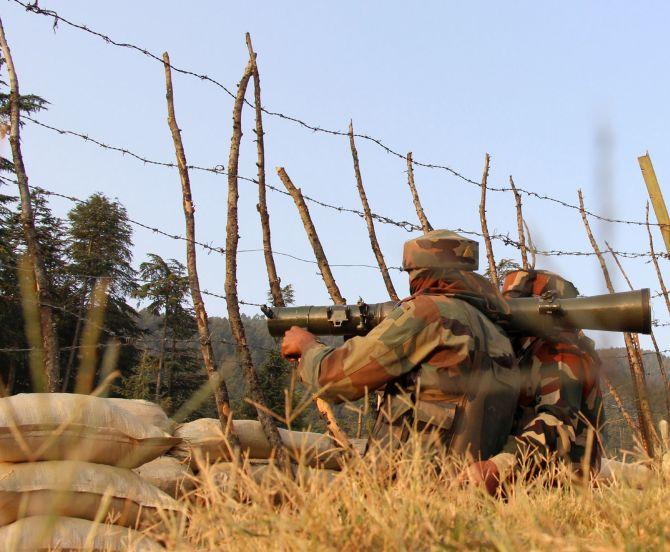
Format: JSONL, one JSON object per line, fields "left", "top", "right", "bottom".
{"left": 12, "top": 0, "right": 669, "bottom": 231}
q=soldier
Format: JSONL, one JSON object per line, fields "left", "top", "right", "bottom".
{"left": 467, "top": 269, "right": 605, "bottom": 493}
{"left": 281, "top": 230, "right": 520, "bottom": 461}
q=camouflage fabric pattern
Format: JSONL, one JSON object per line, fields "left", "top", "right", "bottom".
{"left": 298, "top": 269, "right": 518, "bottom": 455}
{"left": 502, "top": 269, "right": 579, "bottom": 299}
{"left": 491, "top": 269, "right": 604, "bottom": 476}
{"left": 402, "top": 230, "right": 479, "bottom": 272}
{"left": 492, "top": 337, "right": 604, "bottom": 475}
{"left": 407, "top": 267, "right": 510, "bottom": 323}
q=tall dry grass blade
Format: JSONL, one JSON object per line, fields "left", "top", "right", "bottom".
{"left": 74, "top": 277, "right": 109, "bottom": 395}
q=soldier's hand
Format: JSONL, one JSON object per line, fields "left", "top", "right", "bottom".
{"left": 281, "top": 326, "right": 319, "bottom": 360}
{"left": 461, "top": 460, "right": 500, "bottom": 496}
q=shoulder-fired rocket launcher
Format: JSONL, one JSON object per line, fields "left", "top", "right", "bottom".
{"left": 262, "top": 289, "right": 651, "bottom": 338}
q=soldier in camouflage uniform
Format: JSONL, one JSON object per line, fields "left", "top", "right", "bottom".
{"left": 481, "top": 269, "right": 605, "bottom": 488}
{"left": 281, "top": 230, "right": 520, "bottom": 461}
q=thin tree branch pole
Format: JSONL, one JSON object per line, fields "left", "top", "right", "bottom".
{"left": 276, "top": 167, "right": 358, "bottom": 448}
{"left": 646, "top": 204, "right": 670, "bottom": 317}
{"left": 277, "top": 167, "right": 346, "bottom": 305}
{"left": 406, "top": 152, "right": 433, "bottom": 234}
{"left": 0, "top": 17, "right": 59, "bottom": 391}
{"left": 244, "top": 35, "right": 283, "bottom": 309}
{"left": 244, "top": 37, "right": 351, "bottom": 451}
{"left": 600, "top": 372, "right": 640, "bottom": 438}
{"left": 577, "top": 189, "right": 657, "bottom": 458}
{"left": 226, "top": 54, "right": 289, "bottom": 468}
{"left": 509, "top": 175, "right": 529, "bottom": 270}
{"left": 349, "top": 121, "right": 399, "bottom": 302}
{"left": 162, "top": 52, "right": 240, "bottom": 449}
{"left": 605, "top": 240, "right": 670, "bottom": 422}
{"left": 639, "top": 153, "right": 670, "bottom": 255}
{"left": 479, "top": 154, "right": 499, "bottom": 288}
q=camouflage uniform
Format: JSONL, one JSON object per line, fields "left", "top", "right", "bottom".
{"left": 297, "top": 231, "right": 520, "bottom": 459}
{"left": 490, "top": 269, "right": 605, "bottom": 477}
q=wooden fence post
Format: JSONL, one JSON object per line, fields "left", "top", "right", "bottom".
{"left": 226, "top": 52, "right": 288, "bottom": 469}
{"left": 162, "top": 52, "right": 240, "bottom": 449}
{"left": 406, "top": 152, "right": 433, "bottom": 234}
{"left": 0, "top": 16, "right": 59, "bottom": 390}
{"left": 479, "top": 154, "right": 499, "bottom": 288}
{"left": 639, "top": 153, "right": 670, "bottom": 254}
{"left": 349, "top": 121, "right": 399, "bottom": 302}
{"left": 578, "top": 190, "right": 657, "bottom": 458}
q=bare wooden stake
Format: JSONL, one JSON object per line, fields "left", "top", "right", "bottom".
{"left": 162, "top": 52, "right": 240, "bottom": 449}
{"left": 479, "top": 154, "right": 499, "bottom": 288}
{"left": 646, "top": 203, "right": 670, "bottom": 317}
{"left": 406, "top": 152, "right": 433, "bottom": 234}
{"left": 606, "top": 240, "right": 670, "bottom": 422}
{"left": 225, "top": 53, "right": 289, "bottom": 469}
{"left": 245, "top": 35, "right": 283, "bottom": 309}
{"left": 277, "top": 167, "right": 346, "bottom": 305}
{"left": 578, "top": 189, "right": 657, "bottom": 457}
{"left": 349, "top": 121, "right": 399, "bottom": 302}
{"left": 245, "top": 36, "right": 350, "bottom": 450}
{"left": 639, "top": 153, "right": 670, "bottom": 254}
{"left": 0, "top": 17, "right": 59, "bottom": 391}
{"left": 509, "top": 175, "right": 529, "bottom": 270}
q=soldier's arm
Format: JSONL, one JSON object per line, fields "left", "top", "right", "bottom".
{"left": 296, "top": 298, "right": 449, "bottom": 403}
{"left": 491, "top": 347, "right": 587, "bottom": 474}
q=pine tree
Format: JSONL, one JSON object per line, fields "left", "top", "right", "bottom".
{"left": 63, "top": 193, "right": 139, "bottom": 390}
{"left": 133, "top": 254, "right": 191, "bottom": 402}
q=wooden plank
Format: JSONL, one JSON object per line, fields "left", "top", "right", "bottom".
{"left": 638, "top": 152, "right": 670, "bottom": 254}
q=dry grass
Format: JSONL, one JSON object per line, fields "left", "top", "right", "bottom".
{"left": 148, "top": 438, "right": 669, "bottom": 552}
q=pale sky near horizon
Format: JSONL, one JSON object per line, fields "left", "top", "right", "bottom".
{"left": 3, "top": 1, "right": 670, "bottom": 350}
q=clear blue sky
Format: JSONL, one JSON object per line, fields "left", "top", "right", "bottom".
{"left": 4, "top": 1, "right": 670, "bottom": 349}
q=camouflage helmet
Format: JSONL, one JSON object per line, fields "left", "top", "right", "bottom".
{"left": 502, "top": 269, "right": 579, "bottom": 299}
{"left": 402, "top": 230, "right": 479, "bottom": 272}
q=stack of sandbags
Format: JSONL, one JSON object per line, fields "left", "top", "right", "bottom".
{"left": 0, "top": 393, "right": 183, "bottom": 550}
{"left": 170, "top": 418, "right": 350, "bottom": 470}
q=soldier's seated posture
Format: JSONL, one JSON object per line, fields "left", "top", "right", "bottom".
{"left": 281, "top": 230, "right": 520, "bottom": 463}
{"left": 469, "top": 269, "right": 605, "bottom": 493}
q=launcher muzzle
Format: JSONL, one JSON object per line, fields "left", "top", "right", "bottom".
{"left": 262, "top": 289, "right": 651, "bottom": 338}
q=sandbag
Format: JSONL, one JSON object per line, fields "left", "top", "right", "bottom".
{"left": 0, "top": 516, "right": 162, "bottom": 551}
{"left": 0, "top": 393, "right": 179, "bottom": 467}
{"left": 107, "top": 398, "right": 174, "bottom": 434}
{"left": 134, "top": 455, "right": 195, "bottom": 498}
{"left": 597, "top": 457, "right": 653, "bottom": 488}
{"left": 171, "top": 418, "right": 346, "bottom": 470}
{"left": 0, "top": 460, "right": 184, "bottom": 528}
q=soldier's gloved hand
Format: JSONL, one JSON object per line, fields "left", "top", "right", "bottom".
{"left": 461, "top": 460, "right": 500, "bottom": 496}
{"left": 281, "top": 326, "right": 319, "bottom": 360}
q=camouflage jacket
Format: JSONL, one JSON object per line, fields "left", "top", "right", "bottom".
{"left": 298, "top": 271, "right": 519, "bottom": 457}
{"left": 490, "top": 335, "right": 605, "bottom": 475}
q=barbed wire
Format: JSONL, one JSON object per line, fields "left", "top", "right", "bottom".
{"left": 0, "top": 292, "right": 278, "bottom": 354}
{"left": 0, "top": 336, "right": 277, "bottom": 355}
{"left": 4, "top": 181, "right": 404, "bottom": 277}
{"left": 15, "top": 120, "right": 670, "bottom": 261}
{"left": 11, "top": 0, "right": 670, "bottom": 231}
